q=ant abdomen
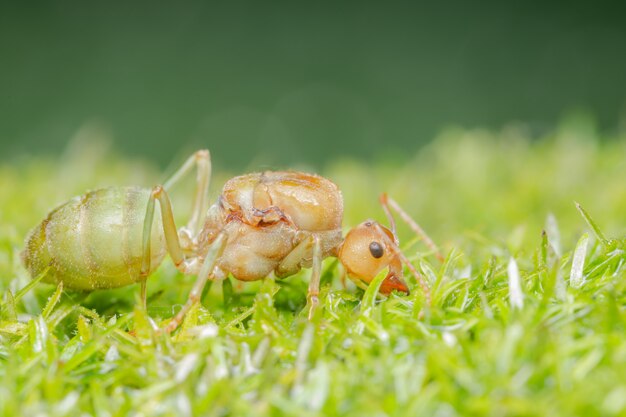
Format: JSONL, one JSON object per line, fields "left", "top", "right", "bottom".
{"left": 22, "top": 187, "right": 166, "bottom": 290}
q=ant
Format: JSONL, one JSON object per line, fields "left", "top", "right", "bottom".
{"left": 22, "top": 150, "right": 441, "bottom": 333}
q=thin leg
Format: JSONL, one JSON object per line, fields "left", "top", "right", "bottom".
{"left": 307, "top": 236, "right": 322, "bottom": 320}
{"left": 274, "top": 234, "right": 323, "bottom": 319}
{"left": 139, "top": 185, "right": 186, "bottom": 318}
{"left": 140, "top": 280, "right": 148, "bottom": 310}
{"left": 141, "top": 185, "right": 185, "bottom": 276}
{"left": 339, "top": 264, "right": 347, "bottom": 290}
{"left": 374, "top": 223, "right": 432, "bottom": 306}
{"left": 160, "top": 232, "right": 227, "bottom": 334}
{"left": 275, "top": 235, "right": 314, "bottom": 278}
{"left": 163, "top": 150, "right": 212, "bottom": 236}
{"left": 379, "top": 193, "right": 444, "bottom": 262}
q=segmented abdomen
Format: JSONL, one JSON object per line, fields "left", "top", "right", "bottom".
{"left": 22, "top": 187, "right": 166, "bottom": 290}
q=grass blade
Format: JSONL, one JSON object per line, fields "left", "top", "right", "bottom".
{"left": 42, "top": 282, "right": 63, "bottom": 320}
{"left": 570, "top": 233, "right": 589, "bottom": 289}
{"left": 13, "top": 266, "right": 49, "bottom": 303}
{"left": 507, "top": 257, "right": 524, "bottom": 310}
{"left": 575, "top": 202, "right": 608, "bottom": 245}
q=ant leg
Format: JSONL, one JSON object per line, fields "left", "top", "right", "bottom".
{"left": 275, "top": 234, "right": 322, "bottom": 319}
{"left": 275, "top": 235, "right": 314, "bottom": 278}
{"left": 138, "top": 185, "right": 186, "bottom": 316}
{"left": 140, "top": 280, "right": 148, "bottom": 310}
{"left": 339, "top": 264, "right": 347, "bottom": 290}
{"left": 160, "top": 233, "right": 227, "bottom": 334}
{"left": 307, "top": 236, "right": 322, "bottom": 320}
{"left": 163, "top": 150, "right": 212, "bottom": 236}
{"left": 379, "top": 193, "right": 444, "bottom": 262}
{"left": 141, "top": 185, "right": 185, "bottom": 277}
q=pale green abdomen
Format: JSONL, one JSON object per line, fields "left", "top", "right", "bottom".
{"left": 22, "top": 187, "right": 166, "bottom": 290}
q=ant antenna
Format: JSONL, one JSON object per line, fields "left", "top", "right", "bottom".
{"left": 380, "top": 193, "right": 398, "bottom": 243}
{"left": 379, "top": 193, "right": 444, "bottom": 263}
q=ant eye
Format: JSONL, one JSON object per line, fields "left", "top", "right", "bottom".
{"left": 369, "top": 241, "right": 384, "bottom": 258}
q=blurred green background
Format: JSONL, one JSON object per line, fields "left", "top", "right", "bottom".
{"left": 1, "top": 0, "right": 625, "bottom": 169}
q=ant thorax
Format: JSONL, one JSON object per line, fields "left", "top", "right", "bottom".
{"left": 195, "top": 171, "right": 344, "bottom": 281}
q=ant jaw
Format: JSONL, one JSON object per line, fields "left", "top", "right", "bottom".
{"left": 379, "top": 271, "right": 410, "bottom": 296}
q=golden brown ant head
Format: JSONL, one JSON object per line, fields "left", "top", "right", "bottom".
{"left": 338, "top": 220, "right": 409, "bottom": 295}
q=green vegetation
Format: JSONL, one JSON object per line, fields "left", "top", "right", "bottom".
{"left": 1, "top": 121, "right": 626, "bottom": 416}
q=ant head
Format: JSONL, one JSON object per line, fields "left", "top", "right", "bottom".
{"left": 338, "top": 220, "right": 409, "bottom": 295}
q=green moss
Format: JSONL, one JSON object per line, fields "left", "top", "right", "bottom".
{"left": 1, "top": 123, "right": 626, "bottom": 416}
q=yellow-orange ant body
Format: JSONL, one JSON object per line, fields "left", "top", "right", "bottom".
{"left": 22, "top": 150, "right": 440, "bottom": 332}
